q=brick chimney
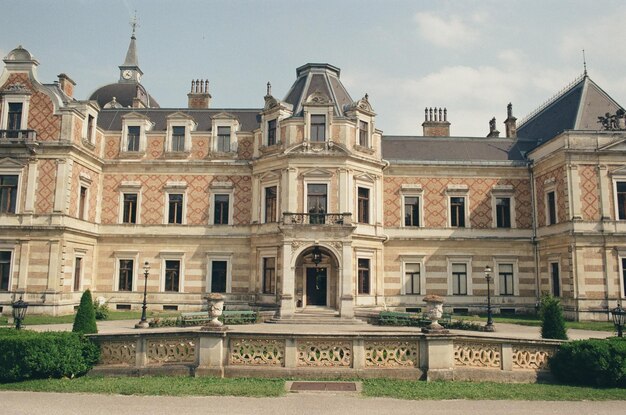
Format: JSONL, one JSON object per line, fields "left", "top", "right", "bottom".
{"left": 57, "top": 73, "right": 75, "bottom": 98}
{"left": 504, "top": 103, "right": 517, "bottom": 138}
{"left": 422, "top": 107, "right": 450, "bottom": 137}
{"left": 187, "top": 79, "right": 211, "bottom": 109}
{"left": 487, "top": 117, "right": 500, "bottom": 137}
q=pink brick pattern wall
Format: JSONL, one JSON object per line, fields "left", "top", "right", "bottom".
{"left": 579, "top": 165, "right": 600, "bottom": 221}
{"left": 535, "top": 165, "right": 568, "bottom": 226}
{"left": 35, "top": 159, "right": 57, "bottom": 214}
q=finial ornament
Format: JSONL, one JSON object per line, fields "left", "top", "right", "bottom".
{"left": 267, "top": 81, "right": 271, "bottom": 96}
{"left": 582, "top": 49, "right": 587, "bottom": 76}
{"left": 130, "top": 10, "right": 140, "bottom": 37}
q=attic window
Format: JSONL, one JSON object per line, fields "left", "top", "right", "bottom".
{"left": 310, "top": 115, "right": 326, "bottom": 142}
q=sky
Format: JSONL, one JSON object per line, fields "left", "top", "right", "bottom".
{"left": 1, "top": 0, "right": 625, "bottom": 137}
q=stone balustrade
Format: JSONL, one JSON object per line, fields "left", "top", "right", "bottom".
{"left": 90, "top": 330, "right": 562, "bottom": 382}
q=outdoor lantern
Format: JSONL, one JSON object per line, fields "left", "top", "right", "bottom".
{"left": 612, "top": 303, "right": 625, "bottom": 337}
{"left": 12, "top": 297, "right": 29, "bottom": 330}
{"left": 484, "top": 265, "right": 495, "bottom": 332}
{"left": 311, "top": 245, "right": 323, "bottom": 267}
{"left": 135, "top": 260, "right": 151, "bottom": 329}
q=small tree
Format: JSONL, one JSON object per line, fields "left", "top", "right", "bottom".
{"left": 540, "top": 294, "right": 567, "bottom": 340}
{"left": 73, "top": 289, "right": 98, "bottom": 334}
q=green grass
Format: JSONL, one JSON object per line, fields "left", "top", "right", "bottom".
{"left": 0, "top": 377, "right": 624, "bottom": 400}
{"left": 361, "top": 379, "right": 626, "bottom": 400}
{"left": 457, "top": 314, "right": 615, "bottom": 332}
{"left": 0, "top": 376, "right": 285, "bottom": 397}
{"left": 0, "top": 311, "right": 179, "bottom": 327}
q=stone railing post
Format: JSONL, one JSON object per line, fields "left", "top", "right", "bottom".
{"left": 501, "top": 343, "right": 513, "bottom": 371}
{"left": 352, "top": 338, "right": 365, "bottom": 370}
{"left": 197, "top": 332, "right": 226, "bottom": 377}
{"left": 284, "top": 338, "right": 297, "bottom": 368}
{"left": 135, "top": 336, "right": 147, "bottom": 368}
{"left": 422, "top": 335, "right": 454, "bottom": 381}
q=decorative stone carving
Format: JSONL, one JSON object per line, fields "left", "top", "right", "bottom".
{"left": 422, "top": 294, "right": 448, "bottom": 333}
{"left": 297, "top": 340, "right": 352, "bottom": 367}
{"left": 202, "top": 293, "right": 226, "bottom": 331}
{"left": 512, "top": 346, "right": 554, "bottom": 370}
{"left": 454, "top": 342, "right": 501, "bottom": 368}
{"left": 365, "top": 341, "right": 418, "bottom": 367}
{"left": 305, "top": 90, "right": 331, "bottom": 105}
{"left": 3, "top": 82, "right": 30, "bottom": 94}
{"left": 229, "top": 338, "right": 285, "bottom": 366}
{"left": 99, "top": 341, "right": 136, "bottom": 366}
{"left": 147, "top": 338, "right": 196, "bottom": 364}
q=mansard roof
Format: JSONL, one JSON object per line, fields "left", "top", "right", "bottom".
{"left": 97, "top": 108, "right": 261, "bottom": 132}
{"left": 381, "top": 136, "right": 525, "bottom": 163}
{"left": 517, "top": 73, "right": 624, "bottom": 145}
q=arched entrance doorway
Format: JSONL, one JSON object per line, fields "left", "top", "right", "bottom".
{"left": 294, "top": 245, "right": 340, "bottom": 310}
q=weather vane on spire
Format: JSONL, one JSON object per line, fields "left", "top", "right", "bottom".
{"left": 130, "top": 10, "right": 140, "bottom": 37}
{"left": 582, "top": 49, "right": 587, "bottom": 76}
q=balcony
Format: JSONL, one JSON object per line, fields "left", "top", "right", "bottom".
{"left": 0, "top": 130, "right": 37, "bottom": 143}
{"left": 283, "top": 212, "right": 352, "bottom": 226}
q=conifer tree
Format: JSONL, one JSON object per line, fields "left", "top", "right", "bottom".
{"left": 72, "top": 289, "right": 98, "bottom": 334}
{"left": 540, "top": 294, "right": 568, "bottom": 340}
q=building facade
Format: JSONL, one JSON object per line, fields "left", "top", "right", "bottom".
{"left": 1, "top": 36, "right": 625, "bottom": 320}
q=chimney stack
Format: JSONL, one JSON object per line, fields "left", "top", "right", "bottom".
{"left": 487, "top": 117, "right": 500, "bottom": 137}
{"left": 504, "top": 103, "right": 517, "bottom": 138}
{"left": 57, "top": 73, "right": 75, "bottom": 98}
{"left": 187, "top": 79, "right": 211, "bottom": 109}
{"left": 422, "top": 107, "right": 450, "bottom": 137}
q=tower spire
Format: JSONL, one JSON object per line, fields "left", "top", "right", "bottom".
{"left": 119, "top": 12, "right": 143, "bottom": 82}
{"left": 582, "top": 49, "right": 587, "bottom": 76}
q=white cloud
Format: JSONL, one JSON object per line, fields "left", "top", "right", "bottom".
{"left": 413, "top": 12, "right": 483, "bottom": 49}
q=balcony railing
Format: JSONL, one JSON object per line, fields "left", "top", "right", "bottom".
{"left": 0, "top": 130, "right": 37, "bottom": 142}
{"left": 283, "top": 212, "right": 352, "bottom": 225}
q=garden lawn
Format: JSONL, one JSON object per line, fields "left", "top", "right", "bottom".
{"left": 457, "top": 315, "right": 615, "bottom": 332}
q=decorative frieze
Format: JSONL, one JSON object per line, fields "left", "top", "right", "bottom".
{"left": 454, "top": 341, "right": 501, "bottom": 368}
{"left": 365, "top": 341, "right": 418, "bottom": 367}
{"left": 99, "top": 341, "right": 136, "bottom": 366}
{"left": 229, "top": 338, "right": 285, "bottom": 366}
{"left": 297, "top": 340, "right": 352, "bottom": 367}
{"left": 147, "top": 338, "right": 196, "bottom": 365}
{"left": 512, "top": 346, "right": 553, "bottom": 370}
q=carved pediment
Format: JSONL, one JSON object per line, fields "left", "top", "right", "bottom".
{"left": 121, "top": 111, "right": 151, "bottom": 121}
{"left": 609, "top": 165, "right": 626, "bottom": 177}
{"left": 300, "top": 167, "right": 334, "bottom": 178}
{"left": 285, "top": 140, "right": 350, "bottom": 156}
{"left": 343, "top": 94, "right": 375, "bottom": 115}
{"left": 599, "top": 138, "right": 626, "bottom": 152}
{"left": 354, "top": 172, "right": 376, "bottom": 183}
{"left": 259, "top": 170, "right": 281, "bottom": 181}
{"left": 305, "top": 90, "right": 331, "bottom": 105}
{"left": 212, "top": 111, "right": 238, "bottom": 121}
{"left": 1, "top": 82, "right": 31, "bottom": 94}
{"left": 167, "top": 111, "right": 195, "bottom": 121}
{"left": 0, "top": 157, "right": 26, "bottom": 169}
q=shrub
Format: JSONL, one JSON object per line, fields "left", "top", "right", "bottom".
{"left": 550, "top": 337, "right": 626, "bottom": 388}
{"left": 148, "top": 317, "right": 179, "bottom": 328}
{"left": 540, "top": 294, "right": 568, "bottom": 340}
{"left": 73, "top": 290, "right": 97, "bottom": 334}
{"left": 93, "top": 302, "right": 110, "bottom": 321}
{"left": 0, "top": 329, "right": 100, "bottom": 383}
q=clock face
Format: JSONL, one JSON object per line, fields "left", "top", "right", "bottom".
{"left": 122, "top": 70, "right": 133, "bottom": 80}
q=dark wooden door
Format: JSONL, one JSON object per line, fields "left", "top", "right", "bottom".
{"left": 306, "top": 267, "right": 327, "bottom": 306}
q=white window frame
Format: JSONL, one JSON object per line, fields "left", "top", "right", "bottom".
{"left": 82, "top": 106, "right": 98, "bottom": 145}
{"left": 264, "top": 117, "right": 280, "bottom": 146}
{"left": 548, "top": 257, "right": 561, "bottom": 297}
{"left": 303, "top": 178, "right": 331, "bottom": 215}
{"left": 113, "top": 251, "right": 139, "bottom": 292}
{"left": 163, "top": 182, "right": 187, "bottom": 225}
{"left": 261, "top": 182, "right": 280, "bottom": 223}
{"left": 492, "top": 257, "right": 519, "bottom": 296}
{"left": 258, "top": 247, "right": 278, "bottom": 294}
{"left": 0, "top": 164, "right": 23, "bottom": 215}
{"left": 0, "top": 246, "right": 15, "bottom": 292}
{"left": 72, "top": 250, "right": 86, "bottom": 292}
{"left": 0, "top": 95, "right": 30, "bottom": 131}
{"left": 206, "top": 253, "right": 232, "bottom": 293}
{"left": 160, "top": 251, "right": 185, "bottom": 293}
{"left": 447, "top": 256, "right": 473, "bottom": 295}
{"left": 612, "top": 176, "right": 626, "bottom": 221}
{"left": 77, "top": 173, "right": 92, "bottom": 221}
{"left": 400, "top": 255, "right": 426, "bottom": 295}
{"left": 491, "top": 185, "right": 516, "bottom": 228}
{"left": 210, "top": 184, "right": 234, "bottom": 225}
{"left": 356, "top": 184, "right": 373, "bottom": 225}
{"left": 401, "top": 185, "right": 423, "bottom": 228}
{"left": 118, "top": 181, "right": 142, "bottom": 224}
{"left": 211, "top": 115, "right": 240, "bottom": 153}
{"left": 544, "top": 179, "right": 557, "bottom": 225}
{"left": 356, "top": 117, "right": 371, "bottom": 148}
{"left": 120, "top": 114, "right": 152, "bottom": 153}
{"left": 446, "top": 185, "right": 469, "bottom": 228}
{"left": 617, "top": 253, "right": 626, "bottom": 299}
{"left": 304, "top": 107, "right": 332, "bottom": 142}
{"left": 356, "top": 249, "right": 375, "bottom": 296}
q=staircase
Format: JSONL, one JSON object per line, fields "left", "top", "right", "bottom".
{"left": 266, "top": 306, "right": 367, "bottom": 325}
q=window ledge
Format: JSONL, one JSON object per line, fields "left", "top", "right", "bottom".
{"left": 165, "top": 151, "right": 191, "bottom": 159}
{"left": 81, "top": 137, "right": 96, "bottom": 150}
{"left": 354, "top": 144, "right": 375, "bottom": 154}
{"left": 119, "top": 150, "right": 146, "bottom": 159}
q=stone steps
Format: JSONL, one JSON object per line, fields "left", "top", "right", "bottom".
{"left": 266, "top": 307, "right": 367, "bottom": 325}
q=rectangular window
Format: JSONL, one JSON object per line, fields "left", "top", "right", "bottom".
{"left": 0, "top": 175, "right": 18, "bottom": 214}
{"left": 8, "top": 103, "right": 23, "bottom": 131}
{"left": 127, "top": 126, "right": 140, "bottom": 152}
{"left": 165, "top": 260, "right": 180, "bottom": 292}
{"left": 267, "top": 119, "right": 277, "bottom": 146}
{"left": 547, "top": 191, "right": 557, "bottom": 225}
{"left": 213, "top": 194, "right": 229, "bottom": 225}
{"left": 264, "top": 186, "right": 277, "bottom": 223}
{"left": 404, "top": 263, "right": 420, "bottom": 295}
{"left": 450, "top": 197, "right": 466, "bottom": 227}
{"left": 617, "top": 182, "right": 626, "bottom": 220}
{"left": 168, "top": 194, "right": 183, "bottom": 224}
{"left": 622, "top": 258, "right": 626, "bottom": 297}
{"left": 359, "top": 120, "right": 368, "bottom": 147}
{"left": 358, "top": 258, "right": 370, "bottom": 294}
{"left": 404, "top": 196, "right": 420, "bottom": 227}
{"left": 73, "top": 257, "right": 82, "bottom": 291}
{"left": 310, "top": 114, "right": 326, "bottom": 142}
{"left": 358, "top": 187, "right": 370, "bottom": 224}
{"left": 452, "top": 263, "right": 467, "bottom": 295}
{"left": 118, "top": 259, "right": 133, "bottom": 291}
{"left": 122, "top": 193, "right": 137, "bottom": 223}
{"left": 217, "top": 126, "right": 231, "bottom": 152}
{"left": 550, "top": 262, "right": 560, "bottom": 297}
{"left": 78, "top": 186, "right": 87, "bottom": 220}
{"left": 171, "top": 126, "right": 185, "bottom": 152}
{"left": 496, "top": 197, "right": 511, "bottom": 228}
{"left": 499, "top": 263, "right": 514, "bottom": 295}
{"left": 211, "top": 260, "right": 227, "bottom": 293}
{"left": 262, "top": 257, "right": 276, "bottom": 294}
{"left": 0, "top": 251, "right": 11, "bottom": 291}
{"left": 307, "top": 184, "right": 327, "bottom": 224}
{"left": 87, "top": 114, "right": 95, "bottom": 142}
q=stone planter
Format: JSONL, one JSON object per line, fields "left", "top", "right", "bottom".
{"left": 422, "top": 294, "right": 448, "bottom": 333}
{"left": 201, "top": 293, "right": 227, "bottom": 331}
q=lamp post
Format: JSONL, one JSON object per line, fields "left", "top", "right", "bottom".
{"left": 12, "top": 296, "right": 28, "bottom": 330}
{"left": 484, "top": 265, "right": 495, "bottom": 332}
{"left": 612, "top": 302, "right": 625, "bottom": 337}
{"left": 135, "top": 261, "right": 150, "bottom": 329}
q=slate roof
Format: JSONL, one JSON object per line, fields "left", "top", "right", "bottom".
{"left": 381, "top": 136, "right": 525, "bottom": 163}
{"left": 90, "top": 82, "right": 160, "bottom": 109}
{"left": 97, "top": 108, "right": 262, "bottom": 132}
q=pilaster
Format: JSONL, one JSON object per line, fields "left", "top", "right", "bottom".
{"left": 280, "top": 242, "right": 295, "bottom": 317}
{"left": 340, "top": 242, "right": 354, "bottom": 318}
{"left": 569, "top": 164, "right": 581, "bottom": 219}
{"left": 598, "top": 165, "right": 611, "bottom": 219}
{"left": 17, "top": 241, "right": 29, "bottom": 290}
{"left": 53, "top": 159, "right": 71, "bottom": 213}
{"left": 24, "top": 158, "right": 38, "bottom": 213}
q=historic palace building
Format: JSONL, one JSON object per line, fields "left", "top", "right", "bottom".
{"left": 1, "top": 33, "right": 626, "bottom": 321}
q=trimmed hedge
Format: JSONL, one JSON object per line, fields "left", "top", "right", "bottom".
{"left": 0, "top": 329, "right": 99, "bottom": 383}
{"left": 550, "top": 337, "right": 626, "bottom": 388}
{"left": 540, "top": 294, "right": 568, "bottom": 340}
{"left": 73, "top": 290, "right": 97, "bottom": 334}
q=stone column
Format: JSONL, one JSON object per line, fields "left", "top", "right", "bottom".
{"left": 53, "top": 159, "right": 71, "bottom": 214}
{"left": 569, "top": 164, "right": 582, "bottom": 219}
{"left": 598, "top": 165, "right": 611, "bottom": 220}
{"left": 338, "top": 168, "right": 348, "bottom": 213}
{"left": 17, "top": 242, "right": 29, "bottom": 290}
{"left": 251, "top": 174, "right": 260, "bottom": 223}
{"left": 279, "top": 242, "right": 295, "bottom": 318}
{"left": 340, "top": 242, "right": 354, "bottom": 318}
{"left": 46, "top": 240, "right": 61, "bottom": 291}
{"left": 375, "top": 175, "right": 383, "bottom": 226}
{"left": 24, "top": 159, "right": 38, "bottom": 213}
{"left": 283, "top": 167, "right": 297, "bottom": 215}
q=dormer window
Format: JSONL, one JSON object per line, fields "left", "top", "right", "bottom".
{"left": 127, "top": 126, "right": 140, "bottom": 151}
{"left": 165, "top": 112, "right": 195, "bottom": 154}
{"left": 1, "top": 95, "right": 31, "bottom": 139}
{"left": 217, "top": 126, "right": 231, "bottom": 152}
{"left": 310, "top": 114, "right": 326, "bottom": 142}
{"left": 120, "top": 112, "right": 152, "bottom": 154}
{"left": 8, "top": 103, "right": 22, "bottom": 131}
{"left": 172, "top": 126, "right": 185, "bottom": 152}
{"left": 359, "top": 120, "right": 368, "bottom": 147}
{"left": 267, "top": 119, "right": 277, "bottom": 146}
